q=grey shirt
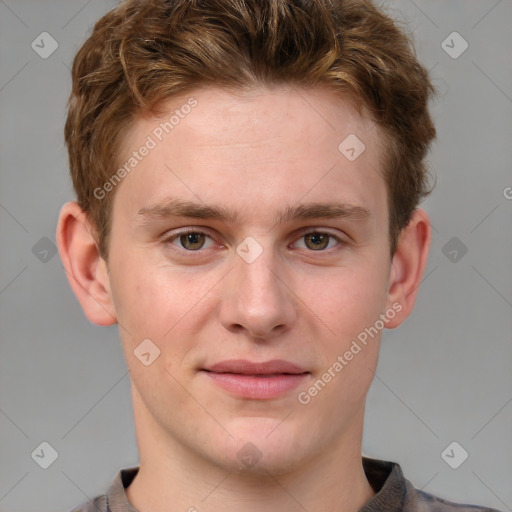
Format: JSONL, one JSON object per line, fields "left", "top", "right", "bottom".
{"left": 71, "top": 457, "right": 501, "bottom": 512}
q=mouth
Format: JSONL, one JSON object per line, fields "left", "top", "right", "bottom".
{"left": 200, "top": 359, "right": 311, "bottom": 399}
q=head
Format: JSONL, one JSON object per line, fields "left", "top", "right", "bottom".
{"left": 58, "top": 0, "right": 435, "bottom": 476}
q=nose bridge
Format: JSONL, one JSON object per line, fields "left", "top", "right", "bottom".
{"left": 236, "top": 237, "right": 285, "bottom": 309}
{"left": 239, "top": 245, "right": 279, "bottom": 301}
{"left": 220, "top": 236, "right": 297, "bottom": 338}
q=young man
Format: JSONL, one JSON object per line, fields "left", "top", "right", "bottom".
{"left": 56, "top": 0, "right": 500, "bottom": 511}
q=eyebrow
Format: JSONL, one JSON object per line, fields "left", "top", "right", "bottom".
{"left": 136, "top": 198, "right": 371, "bottom": 225}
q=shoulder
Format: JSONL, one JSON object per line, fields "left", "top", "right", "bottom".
{"left": 404, "top": 479, "right": 503, "bottom": 512}
{"left": 69, "top": 493, "right": 107, "bottom": 512}
{"left": 361, "top": 456, "right": 502, "bottom": 512}
{"left": 68, "top": 466, "right": 139, "bottom": 512}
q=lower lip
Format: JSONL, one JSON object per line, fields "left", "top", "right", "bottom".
{"left": 202, "top": 371, "right": 310, "bottom": 399}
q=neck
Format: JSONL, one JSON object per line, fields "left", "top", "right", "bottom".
{"left": 126, "top": 392, "right": 375, "bottom": 512}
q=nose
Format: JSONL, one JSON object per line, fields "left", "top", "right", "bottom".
{"left": 218, "top": 241, "right": 298, "bottom": 340}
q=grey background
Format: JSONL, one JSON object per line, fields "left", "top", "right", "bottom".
{"left": 1, "top": 1, "right": 511, "bottom": 511}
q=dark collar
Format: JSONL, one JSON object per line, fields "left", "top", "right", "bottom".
{"left": 106, "top": 456, "right": 405, "bottom": 512}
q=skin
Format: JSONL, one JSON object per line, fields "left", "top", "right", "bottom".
{"left": 57, "top": 85, "right": 430, "bottom": 512}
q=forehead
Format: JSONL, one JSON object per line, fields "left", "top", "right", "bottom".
{"left": 113, "top": 84, "right": 387, "bottom": 228}
{"left": 145, "top": 85, "right": 379, "bottom": 156}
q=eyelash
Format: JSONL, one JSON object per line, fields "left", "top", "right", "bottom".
{"left": 162, "top": 227, "right": 346, "bottom": 255}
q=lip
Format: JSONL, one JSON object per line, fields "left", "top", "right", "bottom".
{"left": 201, "top": 359, "right": 310, "bottom": 400}
{"left": 204, "top": 359, "right": 308, "bottom": 375}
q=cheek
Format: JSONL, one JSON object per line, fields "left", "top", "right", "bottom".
{"left": 302, "top": 261, "right": 389, "bottom": 340}
{"left": 109, "top": 261, "right": 207, "bottom": 389}
{"left": 296, "top": 268, "right": 387, "bottom": 408}
{"left": 109, "top": 253, "right": 218, "bottom": 343}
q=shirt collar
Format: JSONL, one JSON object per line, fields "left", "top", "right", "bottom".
{"left": 106, "top": 456, "right": 406, "bottom": 512}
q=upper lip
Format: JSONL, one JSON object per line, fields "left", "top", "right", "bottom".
{"left": 202, "top": 359, "right": 309, "bottom": 375}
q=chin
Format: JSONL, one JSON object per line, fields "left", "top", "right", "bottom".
{"left": 210, "top": 426, "right": 309, "bottom": 476}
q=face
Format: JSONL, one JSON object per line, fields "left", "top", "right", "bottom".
{"left": 105, "top": 85, "right": 396, "bottom": 475}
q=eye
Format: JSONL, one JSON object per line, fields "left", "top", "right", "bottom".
{"left": 294, "top": 230, "right": 342, "bottom": 251}
{"left": 165, "top": 229, "right": 215, "bottom": 251}
{"left": 163, "top": 228, "right": 345, "bottom": 254}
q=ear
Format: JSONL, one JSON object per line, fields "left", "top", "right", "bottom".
{"left": 56, "top": 201, "right": 117, "bottom": 326}
{"left": 384, "top": 208, "right": 431, "bottom": 328}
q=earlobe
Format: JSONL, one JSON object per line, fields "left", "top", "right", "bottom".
{"left": 385, "top": 208, "right": 431, "bottom": 329}
{"left": 56, "top": 201, "right": 118, "bottom": 326}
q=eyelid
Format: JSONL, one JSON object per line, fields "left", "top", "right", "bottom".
{"left": 293, "top": 226, "right": 345, "bottom": 240}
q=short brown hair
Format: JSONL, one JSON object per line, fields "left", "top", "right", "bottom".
{"left": 65, "top": 0, "right": 436, "bottom": 259}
